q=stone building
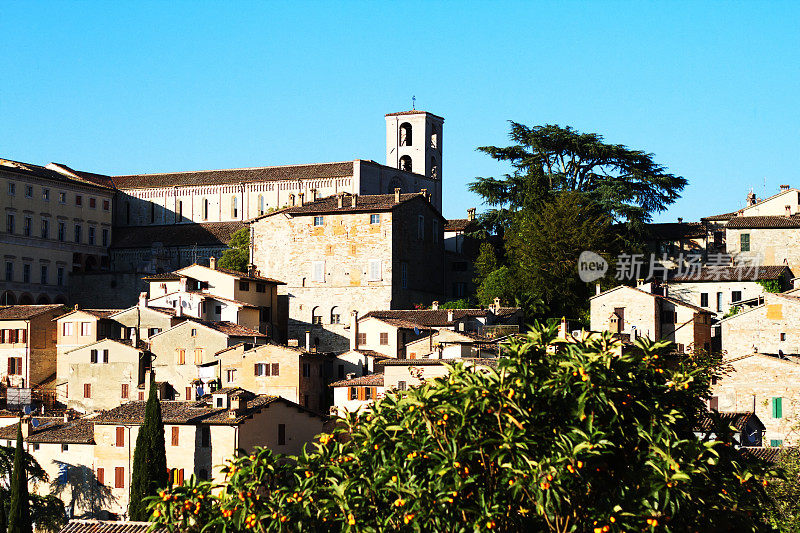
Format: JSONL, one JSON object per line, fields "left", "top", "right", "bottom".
{"left": 589, "top": 285, "right": 714, "bottom": 353}
{"left": 330, "top": 373, "right": 385, "bottom": 415}
{"left": 0, "top": 159, "right": 115, "bottom": 305}
{"left": 712, "top": 352, "right": 800, "bottom": 446}
{"left": 250, "top": 191, "right": 446, "bottom": 351}
{"left": 444, "top": 208, "right": 480, "bottom": 300}
{"left": 667, "top": 265, "right": 793, "bottom": 319}
{"left": 719, "top": 292, "right": 800, "bottom": 358}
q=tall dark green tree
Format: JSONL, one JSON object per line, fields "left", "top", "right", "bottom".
{"left": 218, "top": 227, "right": 250, "bottom": 273}
{"left": 470, "top": 122, "right": 687, "bottom": 232}
{"left": 129, "top": 381, "right": 168, "bottom": 521}
{"left": 8, "top": 423, "right": 32, "bottom": 533}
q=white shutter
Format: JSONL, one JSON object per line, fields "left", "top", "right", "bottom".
{"left": 312, "top": 261, "right": 325, "bottom": 282}
{"left": 369, "top": 260, "right": 381, "bottom": 281}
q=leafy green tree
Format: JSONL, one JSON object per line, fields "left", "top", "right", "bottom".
{"left": 765, "top": 449, "right": 800, "bottom": 531}
{"left": 473, "top": 241, "right": 499, "bottom": 289}
{"left": 218, "top": 228, "right": 250, "bottom": 273}
{"left": 8, "top": 423, "right": 32, "bottom": 533}
{"left": 470, "top": 122, "right": 687, "bottom": 232}
{"left": 148, "top": 326, "right": 775, "bottom": 532}
{"left": 475, "top": 266, "right": 517, "bottom": 307}
{"left": 437, "top": 299, "right": 475, "bottom": 310}
{"left": 129, "top": 381, "right": 169, "bottom": 520}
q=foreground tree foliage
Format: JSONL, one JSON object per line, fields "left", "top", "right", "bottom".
{"left": 148, "top": 326, "right": 775, "bottom": 532}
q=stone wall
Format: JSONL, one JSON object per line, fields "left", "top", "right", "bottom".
{"left": 68, "top": 271, "right": 147, "bottom": 308}
{"left": 721, "top": 293, "right": 800, "bottom": 357}
{"left": 727, "top": 227, "right": 800, "bottom": 276}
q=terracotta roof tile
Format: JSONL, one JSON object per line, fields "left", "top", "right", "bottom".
{"left": 330, "top": 373, "right": 384, "bottom": 387}
{"left": 59, "top": 520, "right": 155, "bottom": 533}
{"left": 0, "top": 305, "right": 67, "bottom": 320}
{"left": 444, "top": 218, "right": 477, "bottom": 232}
{"left": 254, "top": 192, "right": 439, "bottom": 219}
{"left": 739, "top": 446, "right": 790, "bottom": 463}
{"left": 694, "top": 411, "right": 763, "bottom": 433}
{"left": 377, "top": 357, "right": 499, "bottom": 368}
{"left": 384, "top": 110, "right": 444, "bottom": 120}
{"left": 0, "top": 158, "right": 114, "bottom": 191}
{"left": 112, "top": 162, "right": 354, "bottom": 189}
{"left": 726, "top": 215, "right": 800, "bottom": 229}
{"left": 670, "top": 265, "right": 791, "bottom": 282}
{"left": 702, "top": 211, "right": 739, "bottom": 222}
{"left": 141, "top": 272, "right": 183, "bottom": 281}
{"left": 184, "top": 319, "right": 268, "bottom": 338}
{"left": 0, "top": 418, "right": 94, "bottom": 444}
{"left": 111, "top": 221, "right": 246, "bottom": 249}
{"left": 362, "top": 308, "right": 520, "bottom": 327}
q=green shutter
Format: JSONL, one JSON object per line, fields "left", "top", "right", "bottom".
{"left": 770, "top": 439, "right": 784, "bottom": 447}
{"left": 773, "top": 397, "right": 783, "bottom": 419}
{"left": 740, "top": 233, "right": 750, "bottom": 252}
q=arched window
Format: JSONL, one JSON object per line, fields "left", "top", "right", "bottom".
{"left": 289, "top": 194, "right": 296, "bottom": 207}
{"left": 430, "top": 126, "right": 439, "bottom": 150}
{"left": 1, "top": 292, "right": 16, "bottom": 305}
{"left": 430, "top": 157, "right": 438, "bottom": 179}
{"left": 330, "top": 306, "right": 341, "bottom": 324}
{"left": 231, "top": 197, "right": 239, "bottom": 219}
{"left": 399, "top": 123, "right": 412, "bottom": 146}
{"left": 18, "top": 293, "right": 34, "bottom": 305}
{"left": 399, "top": 156, "right": 412, "bottom": 172}
{"left": 312, "top": 306, "right": 322, "bottom": 325}
{"left": 258, "top": 195, "right": 265, "bottom": 216}
{"left": 203, "top": 199, "right": 209, "bottom": 220}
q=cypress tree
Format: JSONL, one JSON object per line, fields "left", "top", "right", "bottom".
{"left": 7, "top": 423, "right": 32, "bottom": 533}
{"left": 128, "top": 380, "right": 168, "bottom": 521}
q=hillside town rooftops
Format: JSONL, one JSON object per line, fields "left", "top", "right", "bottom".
{"left": 362, "top": 307, "right": 521, "bottom": 328}
{"left": 694, "top": 411, "right": 764, "bottom": 433}
{"left": 0, "top": 304, "right": 66, "bottom": 321}
{"left": 53, "top": 308, "right": 123, "bottom": 321}
{"left": 330, "top": 373, "right": 385, "bottom": 388}
{"left": 59, "top": 520, "right": 155, "bottom": 533}
{"left": 444, "top": 218, "right": 476, "bottom": 232}
{"left": 725, "top": 215, "right": 800, "bottom": 229}
{"left": 0, "top": 418, "right": 95, "bottom": 444}
{"left": 591, "top": 285, "right": 713, "bottom": 314}
{"left": 376, "top": 357, "right": 500, "bottom": 368}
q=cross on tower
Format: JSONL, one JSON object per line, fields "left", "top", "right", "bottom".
{"left": 412, "top": 96, "right": 416, "bottom": 110}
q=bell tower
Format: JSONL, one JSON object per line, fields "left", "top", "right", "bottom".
{"left": 385, "top": 110, "right": 444, "bottom": 180}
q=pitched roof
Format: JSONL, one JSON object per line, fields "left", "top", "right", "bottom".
{"left": 111, "top": 221, "right": 246, "bottom": 249}
{"left": 444, "top": 218, "right": 476, "bottom": 232}
{"left": 670, "top": 265, "right": 791, "bottom": 282}
{"left": 177, "top": 264, "right": 285, "bottom": 284}
{"left": 0, "top": 158, "right": 114, "bottom": 191}
{"left": 726, "top": 215, "right": 800, "bottom": 229}
{"left": 376, "top": 357, "right": 499, "bottom": 368}
{"left": 253, "top": 192, "right": 440, "bottom": 220}
{"left": 177, "top": 319, "right": 268, "bottom": 339}
{"left": 591, "top": 285, "right": 713, "bottom": 313}
{"left": 94, "top": 394, "right": 309, "bottom": 425}
{"left": 385, "top": 110, "right": 445, "bottom": 121}
{"left": 59, "top": 520, "right": 154, "bottom": 533}
{"left": 53, "top": 308, "right": 122, "bottom": 321}
{"left": 0, "top": 305, "right": 66, "bottom": 320}
{"left": 361, "top": 308, "right": 520, "bottom": 328}
{"left": 702, "top": 211, "right": 739, "bottom": 222}
{"left": 739, "top": 446, "right": 790, "bottom": 463}
{"left": 330, "top": 373, "right": 384, "bottom": 387}
{"left": 0, "top": 418, "right": 94, "bottom": 444}
{"left": 141, "top": 272, "right": 183, "bottom": 281}
{"left": 694, "top": 411, "right": 764, "bottom": 433}
{"left": 112, "top": 162, "right": 355, "bottom": 190}
{"left": 644, "top": 222, "right": 706, "bottom": 241}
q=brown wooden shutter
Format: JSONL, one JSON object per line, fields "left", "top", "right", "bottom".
{"left": 185, "top": 387, "right": 192, "bottom": 401}
{"left": 357, "top": 387, "right": 365, "bottom": 401}
{"left": 177, "top": 468, "right": 184, "bottom": 484}
{"left": 84, "top": 384, "right": 91, "bottom": 398}
{"left": 18, "top": 329, "right": 26, "bottom": 343}
{"left": 121, "top": 384, "right": 129, "bottom": 399}
{"left": 272, "top": 363, "right": 279, "bottom": 376}
{"left": 115, "top": 427, "right": 124, "bottom": 447}
{"left": 96, "top": 467, "right": 104, "bottom": 485}
{"left": 171, "top": 427, "right": 179, "bottom": 446}
{"left": 114, "top": 467, "right": 124, "bottom": 488}
{"left": 7, "top": 358, "right": 11, "bottom": 375}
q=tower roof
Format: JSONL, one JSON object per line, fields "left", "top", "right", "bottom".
{"left": 385, "top": 110, "right": 444, "bottom": 121}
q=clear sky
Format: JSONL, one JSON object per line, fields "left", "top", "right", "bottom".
{"left": 2, "top": 1, "right": 798, "bottom": 222}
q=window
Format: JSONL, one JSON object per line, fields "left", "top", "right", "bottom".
{"left": 271, "top": 363, "right": 279, "bottom": 376}
{"left": 312, "top": 307, "right": 322, "bottom": 325}
{"left": 312, "top": 261, "right": 325, "bottom": 282}
{"left": 115, "top": 427, "right": 125, "bottom": 447}
{"left": 254, "top": 363, "right": 269, "bottom": 376}
{"left": 203, "top": 199, "right": 209, "bottom": 220}
{"left": 278, "top": 424, "right": 286, "bottom": 445}
{"left": 357, "top": 333, "right": 366, "bottom": 346}
{"left": 84, "top": 383, "right": 91, "bottom": 399}
{"left": 96, "top": 468, "right": 104, "bottom": 485}
{"left": 452, "top": 282, "right": 466, "bottom": 298}
{"left": 75, "top": 194, "right": 84, "bottom": 206}
{"left": 773, "top": 397, "right": 783, "bottom": 418}
{"left": 716, "top": 292, "right": 723, "bottom": 313}
{"left": 25, "top": 185, "right": 33, "bottom": 198}
{"left": 150, "top": 203, "right": 155, "bottom": 223}
{"left": 58, "top": 222, "right": 65, "bottom": 242}
{"left": 62, "top": 444, "right": 69, "bottom": 452}
{"left": 700, "top": 293, "right": 709, "bottom": 307}
{"left": 32, "top": 443, "right": 39, "bottom": 451}
{"left": 7, "top": 358, "right": 22, "bottom": 375}
{"left": 59, "top": 192, "right": 66, "bottom": 203}
{"left": 432, "top": 220, "right": 439, "bottom": 242}
{"left": 417, "top": 215, "right": 425, "bottom": 239}
{"left": 89, "top": 197, "right": 96, "bottom": 209}
{"left": 57, "top": 267, "right": 64, "bottom": 286}
{"left": 258, "top": 195, "right": 265, "bottom": 215}
{"left": 330, "top": 307, "right": 341, "bottom": 324}
{"left": 771, "top": 439, "right": 784, "bottom": 447}
{"left": 239, "top": 281, "right": 250, "bottom": 291}
{"left": 201, "top": 427, "right": 211, "bottom": 447}
{"left": 215, "top": 305, "right": 221, "bottom": 314}
{"left": 303, "top": 394, "right": 309, "bottom": 407}
{"left": 88, "top": 227, "right": 96, "bottom": 245}
{"left": 194, "top": 348, "right": 204, "bottom": 364}
{"left": 7, "top": 183, "right": 15, "bottom": 196}
{"left": 185, "top": 387, "right": 192, "bottom": 401}
{"left": 399, "top": 122, "right": 412, "bottom": 146}
{"left": 138, "top": 392, "right": 144, "bottom": 400}
{"left": 176, "top": 201, "right": 182, "bottom": 222}
{"left": 90, "top": 349, "right": 98, "bottom": 363}
{"left": 256, "top": 283, "right": 266, "bottom": 293}
{"left": 231, "top": 196, "right": 239, "bottom": 218}
{"left": 398, "top": 381, "right": 407, "bottom": 391}
{"left": 62, "top": 322, "right": 74, "bottom": 336}
{"left": 23, "top": 217, "right": 31, "bottom": 237}
{"left": 740, "top": 233, "right": 750, "bottom": 252}
{"left": 5, "top": 262, "right": 12, "bottom": 282}
{"left": 121, "top": 384, "right": 129, "bottom": 399}
{"left": 6, "top": 214, "right": 14, "bottom": 234}
{"left": 41, "top": 218, "right": 49, "bottom": 239}
{"left": 114, "top": 467, "right": 124, "bottom": 488}
{"left": 103, "top": 199, "right": 110, "bottom": 211}
{"left": 350, "top": 387, "right": 358, "bottom": 400}
{"left": 177, "top": 349, "right": 186, "bottom": 365}
{"left": 302, "top": 363, "right": 311, "bottom": 377}
{"left": 171, "top": 427, "right": 179, "bottom": 446}
{"left": 23, "top": 264, "right": 30, "bottom": 283}
{"left": 74, "top": 224, "right": 82, "bottom": 243}
{"left": 365, "top": 387, "right": 373, "bottom": 400}
{"left": 370, "top": 214, "right": 380, "bottom": 224}
{"left": 147, "top": 328, "right": 161, "bottom": 336}
{"left": 313, "top": 216, "right": 324, "bottom": 226}
{"left": 225, "top": 369, "right": 236, "bottom": 383}
{"left": 81, "top": 322, "right": 92, "bottom": 336}
{"left": 102, "top": 349, "right": 109, "bottom": 363}
{"left": 102, "top": 228, "right": 109, "bottom": 247}
{"left": 731, "top": 290, "right": 742, "bottom": 303}
{"left": 781, "top": 333, "right": 787, "bottom": 341}
{"left": 40, "top": 265, "right": 47, "bottom": 285}
{"left": 191, "top": 328, "right": 197, "bottom": 337}
{"left": 368, "top": 260, "right": 382, "bottom": 281}
{"left": 380, "top": 332, "right": 389, "bottom": 345}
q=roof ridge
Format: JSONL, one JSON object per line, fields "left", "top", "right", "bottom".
{"left": 114, "top": 160, "right": 354, "bottom": 178}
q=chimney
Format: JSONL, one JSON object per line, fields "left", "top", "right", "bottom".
{"left": 305, "top": 331, "right": 311, "bottom": 352}
{"left": 781, "top": 184, "right": 790, "bottom": 192}
{"left": 350, "top": 310, "right": 359, "bottom": 350}
{"left": 298, "top": 193, "right": 305, "bottom": 206}
{"left": 746, "top": 191, "right": 757, "bottom": 206}
{"left": 677, "top": 217, "right": 683, "bottom": 224}
{"left": 346, "top": 372, "right": 356, "bottom": 380}
{"left": 447, "top": 310, "right": 454, "bottom": 323}
{"left": 248, "top": 263, "right": 257, "bottom": 277}
{"left": 291, "top": 195, "right": 296, "bottom": 207}
{"left": 138, "top": 292, "right": 148, "bottom": 308}
{"left": 311, "top": 188, "right": 318, "bottom": 201}
{"left": 337, "top": 194, "right": 344, "bottom": 209}
{"left": 209, "top": 256, "right": 217, "bottom": 270}
{"left": 595, "top": 282, "right": 601, "bottom": 296}
{"left": 73, "top": 304, "right": 79, "bottom": 311}
{"left": 175, "top": 298, "right": 182, "bottom": 317}
{"left": 394, "top": 188, "right": 401, "bottom": 203}
{"left": 420, "top": 188, "right": 428, "bottom": 199}
{"left": 351, "top": 194, "right": 358, "bottom": 207}
{"left": 493, "top": 297, "right": 501, "bottom": 312}
{"left": 467, "top": 208, "right": 476, "bottom": 221}
{"left": 431, "top": 301, "right": 439, "bottom": 311}
{"left": 63, "top": 412, "right": 70, "bottom": 423}
{"left": 179, "top": 277, "right": 188, "bottom": 292}
{"left": 20, "top": 418, "right": 30, "bottom": 440}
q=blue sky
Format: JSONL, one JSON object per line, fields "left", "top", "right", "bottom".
{"left": 2, "top": 1, "right": 799, "bottom": 221}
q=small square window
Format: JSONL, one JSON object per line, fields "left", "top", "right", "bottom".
{"left": 42, "top": 188, "right": 49, "bottom": 201}
{"left": 370, "top": 214, "right": 380, "bottom": 224}
{"left": 8, "top": 183, "right": 15, "bottom": 196}
{"left": 103, "top": 199, "right": 110, "bottom": 211}
{"left": 89, "top": 198, "right": 96, "bottom": 209}
{"left": 781, "top": 333, "right": 787, "bottom": 342}
{"left": 25, "top": 185, "right": 33, "bottom": 198}
{"left": 59, "top": 192, "right": 66, "bottom": 203}
{"left": 61, "top": 444, "right": 69, "bottom": 452}
{"left": 33, "top": 443, "right": 40, "bottom": 451}
{"left": 313, "top": 216, "right": 324, "bottom": 226}
{"left": 76, "top": 195, "right": 82, "bottom": 206}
